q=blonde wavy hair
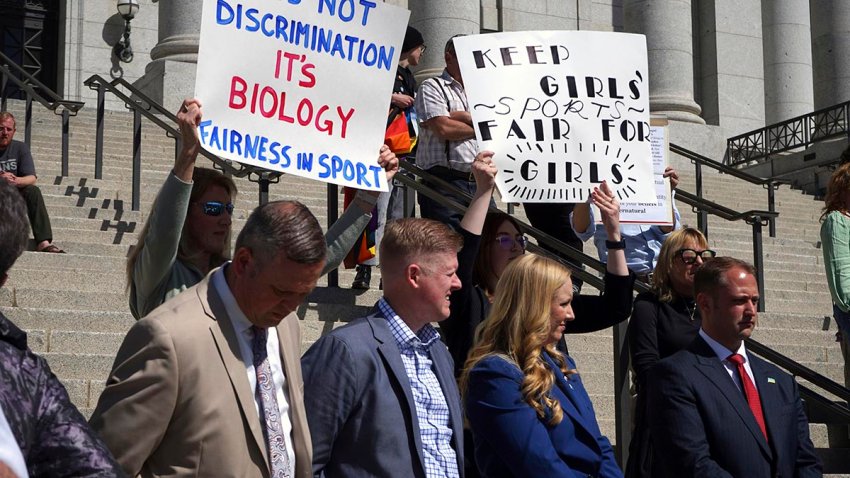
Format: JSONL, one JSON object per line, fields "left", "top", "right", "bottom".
{"left": 650, "top": 227, "right": 709, "bottom": 302}
{"left": 460, "top": 253, "right": 574, "bottom": 426}
{"left": 822, "top": 163, "right": 850, "bottom": 221}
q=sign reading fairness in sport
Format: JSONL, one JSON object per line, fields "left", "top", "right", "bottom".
{"left": 453, "top": 31, "right": 654, "bottom": 203}
{"left": 194, "top": 0, "right": 410, "bottom": 192}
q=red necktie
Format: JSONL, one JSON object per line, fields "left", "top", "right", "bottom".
{"left": 727, "top": 353, "right": 768, "bottom": 442}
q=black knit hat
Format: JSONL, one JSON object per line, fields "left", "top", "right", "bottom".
{"left": 402, "top": 26, "right": 424, "bottom": 54}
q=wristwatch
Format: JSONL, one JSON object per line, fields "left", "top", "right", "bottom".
{"left": 605, "top": 239, "right": 626, "bottom": 250}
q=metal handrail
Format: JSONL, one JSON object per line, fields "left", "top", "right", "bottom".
{"left": 675, "top": 189, "right": 777, "bottom": 313}
{"left": 0, "top": 51, "right": 85, "bottom": 172}
{"left": 747, "top": 338, "right": 850, "bottom": 404}
{"left": 82, "top": 74, "right": 285, "bottom": 210}
{"left": 671, "top": 141, "right": 780, "bottom": 237}
{"left": 725, "top": 100, "right": 850, "bottom": 167}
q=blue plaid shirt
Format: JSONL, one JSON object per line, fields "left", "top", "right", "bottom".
{"left": 378, "top": 298, "right": 460, "bottom": 478}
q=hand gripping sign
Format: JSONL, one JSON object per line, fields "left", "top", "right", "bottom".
{"left": 453, "top": 31, "right": 654, "bottom": 203}
{"left": 195, "top": 0, "right": 410, "bottom": 191}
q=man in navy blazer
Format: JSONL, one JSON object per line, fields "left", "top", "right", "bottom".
{"left": 302, "top": 218, "right": 465, "bottom": 478}
{"left": 647, "top": 257, "right": 821, "bottom": 477}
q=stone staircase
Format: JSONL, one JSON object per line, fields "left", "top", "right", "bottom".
{"left": 1, "top": 101, "right": 847, "bottom": 474}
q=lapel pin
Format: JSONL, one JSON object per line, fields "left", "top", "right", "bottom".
{"left": 767, "top": 377, "right": 776, "bottom": 384}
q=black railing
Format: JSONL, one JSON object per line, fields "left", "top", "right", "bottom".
{"left": 725, "top": 100, "right": 850, "bottom": 167}
{"left": 0, "top": 51, "right": 85, "bottom": 173}
{"left": 671, "top": 142, "right": 780, "bottom": 237}
{"left": 675, "top": 189, "right": 777, "bottom": 313}
{"left": 83, "top": 75, "right": 283, "bottom": 210}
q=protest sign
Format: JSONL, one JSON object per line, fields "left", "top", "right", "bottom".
{"left": 195, "top": 0, "right": 410, "bottom": 191}
{"left": 616, "top": 122, "right": 674, "bottom": 225}
{"left": 454, "top": 31, "right": 653, "bottom": 203}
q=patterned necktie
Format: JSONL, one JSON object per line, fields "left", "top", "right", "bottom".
{"left": 727, "top": 353, "right": 768, "bottom": 442}
{"left": 251, "top": 326, "right": 291, "bottom": 478}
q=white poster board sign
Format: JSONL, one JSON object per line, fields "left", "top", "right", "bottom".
{"left": 617, "top": 124, "right": 674, "bottom": 225}
{"left": 454, "top": 31, "right": 654, "bottom": 203}
{"left": 194, "top": 0, "right": 410, "bottom": 191}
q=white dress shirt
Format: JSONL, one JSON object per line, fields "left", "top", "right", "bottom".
{"left": 0, "top": 406, "right": 28, "bottom": 478}
{"left": 212, "top": 267, "right": 296, "bottom": 474}
{"left": 699, "top": 328, "right": 759, "bottom": 394}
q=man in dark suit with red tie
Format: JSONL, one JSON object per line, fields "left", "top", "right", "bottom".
{"left": 646, "top": 257, "right": 822, "bottom": 477}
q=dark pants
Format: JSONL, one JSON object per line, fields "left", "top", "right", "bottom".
{"left": 418, "top": 173, "right": 478, "bottom": 231}
{"left": 523, "top": 202, "right": 584, "bottom": 290}
{"left": 19, "top": 184, "right": 53, "bottom": 243}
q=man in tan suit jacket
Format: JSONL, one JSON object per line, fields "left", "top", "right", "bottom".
{"left": 90, "top": 201, "right": 327, "bottom": 478}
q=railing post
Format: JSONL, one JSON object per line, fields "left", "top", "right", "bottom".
{"left": 132, "top": 109, "right": 142, "bottom": 211}
{"left": 0, "top": 65, "right": 7, "bottom": 110}
{"left": 751, "top": 216, "right": 766, "bottom": 312}
{"left": 695, "top": 161, "right": 707, "bottom": 236}
{"left": 327, "top": 184, "right": 339, "bottom": 288}
{"left": 95, "top": 83, "right": 105, "bottom": 179}
{"left": 767, "top": 183, "right": 776, "bottom": 238}
{"left": 258, "top": 176, "right": 270, "bottom": 205}
{"left": 613, "top": 320, "right": 632, "bottom": 468}
{"left": 61, "top": 109, "right": 70, "bottom": 177}
{"left": 24, "top": 95, "right": 32, "bottom": 147}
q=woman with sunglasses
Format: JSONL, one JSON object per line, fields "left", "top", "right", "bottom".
{"left": 127, "top": 98, "right": 396, "bottom": 319}
{"left": 624, "top": 226, "right": 715, "bottom": 478}
{"left": 441, "top": 151, "right": 634, "bottom": 376}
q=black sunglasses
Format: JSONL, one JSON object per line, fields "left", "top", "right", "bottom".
{"left": 201, "top": 201, "right": 234, "bottom": 216}
{"left": 677, "top": 248, "right": 716, "bottom": 264}
{"left": 495, "top": 235, "right": 529, "bottom": 251}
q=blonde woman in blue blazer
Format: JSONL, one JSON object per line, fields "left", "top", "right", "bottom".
{"left": 461, "top": 253, "right": 622, "bottom": 478}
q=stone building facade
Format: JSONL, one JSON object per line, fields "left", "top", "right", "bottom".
{"left": 5, "top": 0, "right": 849, "bottom": 173}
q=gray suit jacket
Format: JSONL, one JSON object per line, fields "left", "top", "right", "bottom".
{"left": 90, "top": 270, "right": 312, "bottom": 478}
{"left": 301, "top": 309, "right": 464, "bottom": 478}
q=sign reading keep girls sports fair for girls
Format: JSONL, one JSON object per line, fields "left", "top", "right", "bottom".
{"left": 195, "top": 0, "right": 410, "bottom": 191}
{"left": 454, "top": 31, "right": 654, "bottom": 204}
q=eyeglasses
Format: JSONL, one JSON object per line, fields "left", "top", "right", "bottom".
{"left": 495, "top": 235, "right": 528, "bottom": 251}
{"left": 201, "top": 201, "right": 234, "bottom": 216}
{"left": 677, "top": 248, "right": 716, "bottom": 264}
{"left": 420, "top": 45, "right": 427, "bottom": 53}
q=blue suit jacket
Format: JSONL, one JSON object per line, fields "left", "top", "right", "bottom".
{"left": 301, "top": 309, "right": 465, "bottom": 478}
{"left": 647, "top": 336, "right": 822, "bottom": 478}
{"left": 465, "top": 351, "right": 622, "bottom": 478}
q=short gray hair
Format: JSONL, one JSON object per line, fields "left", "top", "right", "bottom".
{"left": 235, "top": 200, "right": 326, "bottom": 265}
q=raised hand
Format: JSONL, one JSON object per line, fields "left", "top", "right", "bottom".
{"left": 591, "top": 181, "right": 621, "bottom": 241}
{"left": 471, "top": 151, "right": 497, "bottom": 193}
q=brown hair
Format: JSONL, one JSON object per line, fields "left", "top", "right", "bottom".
{"left": 651, "top": 227, "right": 709, "bottom": 302}
{"left": 0, "top": 181, "right": 28, "bottom": 277}
{"left": 380, "top": 218, "right": 463, "bottom": 269}
{"left": 125, "top": 167, "right": 237, "bottom": 291}
{"left": 693, "top": 256, "right": 757, "bottom": 299}
{"left": 821, "top": 163, "right": 850, "bottom": 221}
{"left": 235, "top": 200, "right": 327, "bottom": 265}
{"left": 473, "top": 211, "right": 524, "bottom": 295}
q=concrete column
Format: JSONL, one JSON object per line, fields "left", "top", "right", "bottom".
{"left": 811, "top": 1, "right": 850, "bottom": 108}
{"left": 135, "top": 0, "right": 202, "bottom": 112}
{"left": 624, "top": 0, "right": 704, "bottom": 124}
{"left": 408, "top": 0, "right": 479, "bottom": 81}
{"left": 762, "top": 0, "right": 814, "bottom": 123}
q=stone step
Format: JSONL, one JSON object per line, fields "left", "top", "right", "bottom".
{"left": 1, "top": 287, "right": 127, "bottom": 311}
{"left": 1, "top": 306, "right": 135, "bottom": 334}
